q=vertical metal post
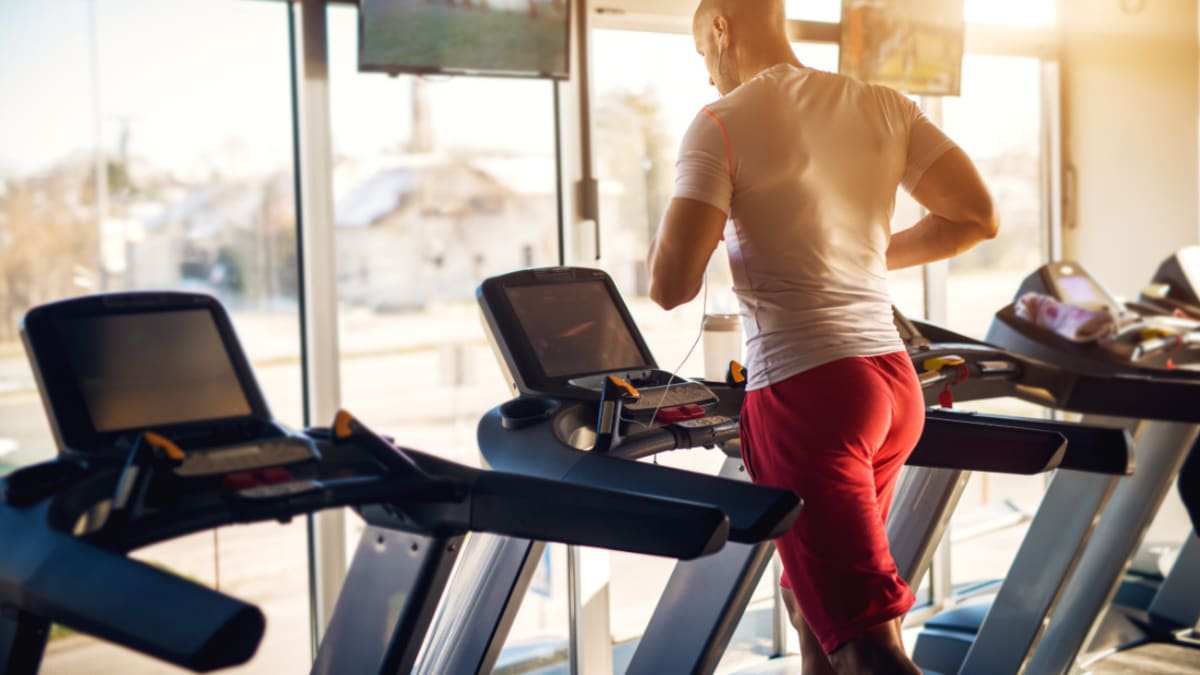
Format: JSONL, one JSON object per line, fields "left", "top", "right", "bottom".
{"left": 568, "top": 546, "right": 613, "bottom": 675}
{"left": 88, "top": 0, "right": 109, "bottom": 292}
{"left": 566, "top": 545, "right": 579, "bottom": 675}
{"left": 572, "top": 0, "right": 600, "bottom": 260}
{"left": 1041, "top": 60, "right": 1064, "bottom": 262}
{"left": 553, "top": 83, "right": 567, "bottom": 266}
{"left": 554, "top": 1, "right": 584, "bottom": 266}
{"left": 293, "top": 0, "right": 345, "bottom": 649}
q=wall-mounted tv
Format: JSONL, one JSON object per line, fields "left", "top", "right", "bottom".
{"left": 839, "top": 0, "right": 964, "bottom": 96}
{"left": 359, "top": 0, "right": 572, "bottom": 80}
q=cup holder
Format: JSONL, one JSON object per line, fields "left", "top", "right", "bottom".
{"left": 3, "top": 459, "right": 88, "bottom": 506}
{"left": 500, "top": 397, "right": 559, "bottom": 430}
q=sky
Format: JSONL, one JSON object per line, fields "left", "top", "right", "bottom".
{"left": 0, "top": 0, "right": 1053, "bottom": 178}
{"left": 0, "top": 1, "right": 559, "bottom": 178}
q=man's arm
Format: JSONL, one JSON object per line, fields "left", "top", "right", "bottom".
{"left": 647, "top": 197, "right": 727, "bottom": 310}
{"left": 888, "top": 146, "right": 999, "bottom": 270}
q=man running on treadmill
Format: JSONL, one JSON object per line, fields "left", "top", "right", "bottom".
{"left": 646, "top": 1, "right": 997, "bottom": 673}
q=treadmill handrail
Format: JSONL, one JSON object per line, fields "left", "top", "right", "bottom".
{"left": 477, "top": 407, "right": 802, "bottom": 542}
{"left": 467, "top": 471, "right": 730, "bottom": 560}
{"left": 915, "top": 316, "right": 1200, "bottom": 423}
{"left": 924, "top": 409, "right": 1133, "bottom": 475}
{"left": 0, "top": 499, "right": 264, "bottom": 673}
{"left": 912, "top": 414, "right": 1067, "bottom": 475}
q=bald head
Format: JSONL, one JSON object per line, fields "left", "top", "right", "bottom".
{"left": 693, "top": 0, "right": 787, "bottom": 34}
{"left": 692, "top": 0, "right": 796, "bottom": 95}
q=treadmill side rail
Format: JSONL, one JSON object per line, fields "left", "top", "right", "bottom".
{"left": 954, "top": 469, "right": 1120, "bottom": 675}
{"left": 312, "top": 527, "right": 462, "bottom": 675}
{"left": 625, "top": 541, "right": 776, "bottom": 675}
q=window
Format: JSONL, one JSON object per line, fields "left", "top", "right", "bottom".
{"left": 0, "top": 2, "right": 306, "bottom": 672}
{"left": 936, "top": 54, "right": 1053, "bottom": 592}
{"left": 324, "top": 3, "right": 567, "bottom": 661}
{"left": 327, "top": 7, "right": 560, "bottom": 466}
{"left": 591, "top": 30, "right": 840, "bottom": 671}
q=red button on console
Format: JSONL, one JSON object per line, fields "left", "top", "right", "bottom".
{"left": 654, "top": 404, "right": 707, "bottom": 424}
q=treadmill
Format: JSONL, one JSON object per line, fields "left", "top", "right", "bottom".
{"left": 415, "top": 267, "right": 1099, "bottom": 675}
{"left": 1068, "top": 247, "right": 1200, "bottom": 674}
{"left": 0, "top": 292, "right": 737, "bottom": 675}
{"left": 887, "top": 307, "right": 1135, "bottom": 618}
{"left": 1140, "top": 245, "right": 1200, "bottom": 536}
{"left": 748, "top": 305, "right": 1136, "bottom": 675}
{"left": 912, "top": 261, "right": 1200, "bottom": 675}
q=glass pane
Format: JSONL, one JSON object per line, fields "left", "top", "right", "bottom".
{"left": 0, "top": 1, "right": 307, "bottom": 672}
{"left": 591, "top": 29, "right": 838, "bottom": 364}
{"left": 324, "top": 2, "right": 565, "bottom": 663}
{"left": 935, "top": 54, "right": 1052, "bottom": 591}
{"left": 592, "top": 29, "right": 840, "bottom": 669}
{"left": 328, "top": 6, "right": 558, "bottom": 465}
{"left": 941, "top": 55, "right": 1044, "bottom": 340}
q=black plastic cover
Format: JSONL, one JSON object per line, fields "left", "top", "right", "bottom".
{"left": 0, "top": 500, "right": 263, "bottom": 671}
{"left": 913, "top": 412, "right": 1066, "bottom": 475}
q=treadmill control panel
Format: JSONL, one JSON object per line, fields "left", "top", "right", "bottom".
{"left": 174, "top": 438, "right": 318, "bottom": 478}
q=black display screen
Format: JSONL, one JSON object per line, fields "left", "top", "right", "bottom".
{"left": 359, "top": 0, "right": 571, "bottom": 79}
{"left": 504, "top": 281, "right": 651, "bottom": 378}
{"left": 59, "top": 310, "right": 253, "bottom": 432}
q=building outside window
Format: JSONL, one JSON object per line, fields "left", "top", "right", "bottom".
{"left": 325, "top": 3, "right": 570, "bottom": 663}
{"left": 0, "top": 0, "right": 1063, "bottom": 671}
{"left": 0, "top": 1, "right": 308, "bottom": 672}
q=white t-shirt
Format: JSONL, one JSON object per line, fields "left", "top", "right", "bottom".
{"left": 673, "top": 63, "right": 957, "bottom": 390}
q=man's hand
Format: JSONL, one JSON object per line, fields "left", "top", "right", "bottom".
{"left": 647, "top": 197, "right": 727, "bottom": 310}
{"left": 888, "top": 147, "right": 999, "bottom": 270}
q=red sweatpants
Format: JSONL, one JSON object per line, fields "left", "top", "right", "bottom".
{"left": 739, "top": 350, "right": 925, "bottom": 653}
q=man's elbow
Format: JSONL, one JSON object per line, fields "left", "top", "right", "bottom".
{"left": 964, "top": 198, "right": 999, "bottom": 243}
{"left": 648, "top": 281, "right": 686, "bottom": 311}
{"left": 976, "top": 212, "right": 999, "bottom": 241}
{"left": 648, "top": 269, "right": 698, "bottom": 310}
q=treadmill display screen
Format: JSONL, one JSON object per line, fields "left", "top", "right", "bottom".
{"left": 59, "top": 310, "right": 253, "bottom": 432}
{"left": 1058, "top": 275, "right": 1104, "bottom": 306}
{"left": 505, "top": 281, "right": 651, "bottom": 378}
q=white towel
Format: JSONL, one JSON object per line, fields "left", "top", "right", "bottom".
{"left": 1014, "top": 292, "right": 1118, "bottom": 343}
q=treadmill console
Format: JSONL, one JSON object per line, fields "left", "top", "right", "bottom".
{"left": 1142, "top": 246, "right": 1200, "bottom": 316}
{"left": 478, "top": 267, "right": 716, "bottom": 408}
{"left": 20, "top": 292, "right": 317, "bottom": 471}
{"left": 1019, "top": 261, "right": 1122, "bottom": 314}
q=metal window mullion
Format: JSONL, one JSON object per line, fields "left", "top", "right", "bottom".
{"left": 294, "top": 0, "right": 346, "bottom": 652}
{"left": 1041, "top": 59, "right": 1064, "bottom": 262}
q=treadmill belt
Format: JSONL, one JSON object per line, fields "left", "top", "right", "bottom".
{"left": 1089, "top": 643, "right": 1200, "bottom": 674}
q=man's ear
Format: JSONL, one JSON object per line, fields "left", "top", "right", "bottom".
{"left": 712, "top": 15, "right": 730, "bottom": 53}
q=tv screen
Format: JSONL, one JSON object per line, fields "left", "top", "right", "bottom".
{"left": 59, "top": 310, "right": 253, "bottom": 432}
{"left": 504, "top": 281, "right": 651, "bottom": 379}
{"left": 839, "top": 0, "right": 964, "bottom": 96}
{"left": 359, "top": 0, "right": 571, "bottom": 80}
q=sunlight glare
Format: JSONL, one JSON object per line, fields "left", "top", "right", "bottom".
{"left": 786, "top": 0, "right": 1056, "bottom": 28}
{"left": 966, "top": 0, "right": 1056, "bottom": 27}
